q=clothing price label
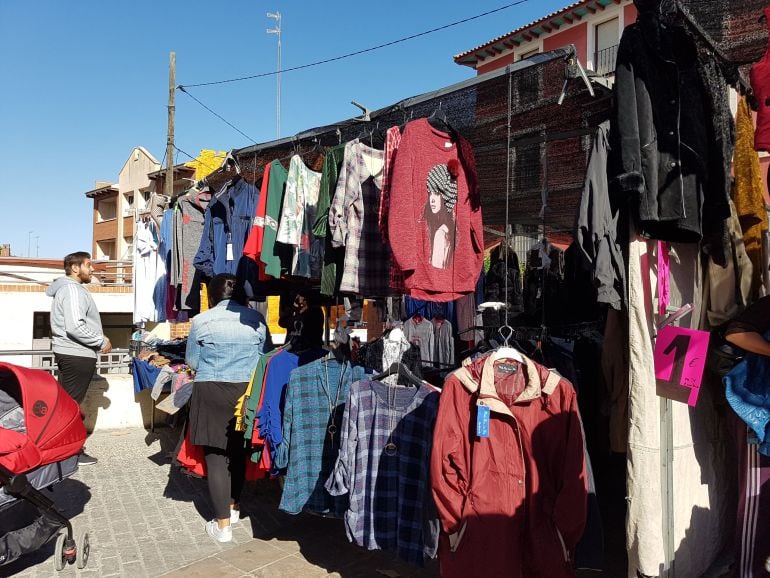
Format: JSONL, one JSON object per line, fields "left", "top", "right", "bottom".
{"left": 226, "top": 243, "right": 234, "bottom": 262}
{"left": 654, "top": 325, "right": 710, "bottom": 406}
{"left": 476, "top": 403, "right": 490, "bottom": 438}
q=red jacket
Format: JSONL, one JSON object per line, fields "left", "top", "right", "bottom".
{"left": 388, "top": 118, "right": 483, "bottom": 301}
{"left": 752, "top": 7, "right": 770, "bottom": 152}
{"left": 431, "top": 353, "right": 587, "bottom": 578}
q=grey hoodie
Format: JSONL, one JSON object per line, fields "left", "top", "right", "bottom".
{"left": 45, "top": 277, "right": 105, "bottom": 358}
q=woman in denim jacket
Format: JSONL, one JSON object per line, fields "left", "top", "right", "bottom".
{"left": 185, "top": 273, "right": 272, "bottom": 543}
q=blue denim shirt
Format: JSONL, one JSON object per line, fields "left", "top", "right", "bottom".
{"left": 185, "top": 300, "right": 272, "bottom": 383}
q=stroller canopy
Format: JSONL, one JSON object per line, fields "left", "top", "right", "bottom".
{"left": 0, "top": 363, "right": 86, "bottom": 474}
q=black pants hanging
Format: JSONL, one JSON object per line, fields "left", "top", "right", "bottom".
{"left": 203, "top": 443, "right": 247, "bottom": 521}
{"left": 54, "top": 353, "right": 96, "bottom": 405}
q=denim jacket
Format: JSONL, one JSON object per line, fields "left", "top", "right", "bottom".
{"left": 185, "top": 299, "right": 272, "bottom": 382}
{"left": 194, "top": 178, "right": 259, "bottom": 278}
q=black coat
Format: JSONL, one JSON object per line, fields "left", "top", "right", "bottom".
{"left": 611, "top": 2, "right": 732, "bottom": 244}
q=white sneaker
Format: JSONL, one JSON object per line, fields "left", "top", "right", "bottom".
{"left": 205, "top": 520, "right": 232, "bottom": 543}
{"left": 230, "top": 509, "right": 241, "bottom": 525}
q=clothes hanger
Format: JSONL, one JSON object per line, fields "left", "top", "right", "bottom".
{"left": 427, "top": 101, "right": 454, "bottom": 136}
{"left": 372, "top": 361, "right": 422, "bottom": 387}
{"left": 492, "top": 324, "right": 524, "bottom": 363}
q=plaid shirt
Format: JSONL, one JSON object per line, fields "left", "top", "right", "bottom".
{"left": 326, "top": 379, "right": 440, "bottom": 565}
{"left": 380, "top": 126, "right": 406, "bottom": 292}
{"left": 329, "top": 141, "right": 392, "bottom": 295}
{"left": 276, "top": 359, "right": 366, "bottom": 516}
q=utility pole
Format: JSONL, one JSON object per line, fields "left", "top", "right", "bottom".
{"left": 267, "top": 12, "right": 281, "bottom": 139}
{"left": 166, "top": 52, "right": 176, "bottom": 200}
{"left": 34, "top": 236, "right": 39, "bottom": 257}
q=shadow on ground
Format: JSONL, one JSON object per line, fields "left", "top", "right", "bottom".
{"left": 0, "top": 478, "right": 92, "bottom": 576}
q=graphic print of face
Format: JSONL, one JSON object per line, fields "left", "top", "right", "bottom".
{"left": 429, "top": 190, "right": 443, "bottom": 214}
{"left": 425, "top": 164, "right": 457, "bottom": 217}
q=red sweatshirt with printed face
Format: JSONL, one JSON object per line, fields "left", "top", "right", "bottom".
{"left": 388, "top": 118, "right": 484, "bottom": 301}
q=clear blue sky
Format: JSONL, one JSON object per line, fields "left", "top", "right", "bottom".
{"left": 0, "top": 0, "right": 567, "bottom": 260}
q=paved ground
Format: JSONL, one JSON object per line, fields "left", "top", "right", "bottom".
{"left": 2, "top": 427, "right": 440, "bottom": 578}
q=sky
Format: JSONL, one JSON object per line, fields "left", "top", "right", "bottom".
{"left": 0, "top": 0, "right": 568, "bottom": 260}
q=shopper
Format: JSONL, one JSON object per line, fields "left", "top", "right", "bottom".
{"left": 185, "top": 273, "right": 272, "bottom": 543}
{"left": 46, "top": 251, "right": 111, "bottom": 466}
{"left": 725, "top": 295, "right": 770, "bottom": 355}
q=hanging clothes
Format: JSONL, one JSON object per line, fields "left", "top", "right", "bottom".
{"left": 431, "top": 352, "right": 587, "bottom": 578}
{"left": 172, "top": 188, "right": 211, "bottom": 311}
{"left": 326, "top": 379, "right": 440, "bottom": 565}
{"left": 194, "top": 177, "right": 259, "bottom": 278}
{"left": 276, "top": 155, "right": 323, "bottom": 278}
{"left": 380, "top": 125, "right": 406, "bottom": 292}
{"left": 253, "top": 348, "right": 326, "bottom": 475}
{"left": 702, "top": 199, "right": 753, "bottom": 329}
{"left": 388, "top": 118, "right": 483, "bottom": 301}
{"left": 318, "top": 142, "right": 352, "bottom": 296}
{"left": 329, "top": 140, "right": 391, "bottom": 295}
{"left": 159, "top": 208, "right": 176, "bottom": 321}
{"left": 751, "top": 6, "right": 770, "bottom": 153}
{"left": 133, "top": 220, "right": 165, "bottom": 324}
{"left": 261, "top": 160, "right": 290, "bottom": 279}
{"left": 403, "top": 316, "right": 435, "bottom": 367}
{"left": 610, "top": 1, "right": 732, "bottom": 246}
{"left": 432, "top": 317, "right": 454, "bottom": 367}
{"left": 484, "top": 245, "right": 523, "bottom": 312}
{"left": 243, "top": 166, "right": 270, "bottom": 280}
{"left": 275, "top": 358, "right": 366, "bottom": 516}
{"left": 576, "top": 120, "right": 625, "bottom": 311}
{"left": 733, "top": 96, "right": 769, "bottom": 300}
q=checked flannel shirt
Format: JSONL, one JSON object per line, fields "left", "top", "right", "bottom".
{"left": 326, "top": 379, "right": 440, "bottom": 565}
{"left": 275, "top": 358, "right": 366, "bottom": 516}
{"left": 329, "top": 141, "right": 392, "bottom": 296}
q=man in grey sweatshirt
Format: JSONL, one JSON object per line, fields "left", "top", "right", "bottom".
{"left": 46, "top": 252, "right": 111, "bottom": 465}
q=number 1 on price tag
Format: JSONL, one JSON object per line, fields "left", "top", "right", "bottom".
{"left": 654, "top": 326, "right": 710, "bottom": 406}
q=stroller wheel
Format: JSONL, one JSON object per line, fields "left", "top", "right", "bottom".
{"left": 76, "top": 531, "right": 90, "bottom": 569}
{"left": 53, "top": 531, "right": 66, "bottom": 571}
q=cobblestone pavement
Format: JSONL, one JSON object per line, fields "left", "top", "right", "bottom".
{"left": 2, "top": 427, "right": 439, "bottom": 578}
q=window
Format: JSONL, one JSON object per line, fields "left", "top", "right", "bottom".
{"left": 513, "top": 142, "right": 542, "bottom": 195}
{"left": 594, "top": 18, "right": 619, "bottom": 76}
{"left": 96, "top": 198, "right": 117, "bottom": 221}
{"left": 33, "top": 312, "right": 51, "bottom": 339}
{"left": 97, "top": 239, "right": 116, "bottom": 260}
{"left": 518, "top": 48, "right": 539, "bottom": 61}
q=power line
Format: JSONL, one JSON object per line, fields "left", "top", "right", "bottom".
{"left": 177, "top": 86, "right": 257, "bottom": 143}
{"left": 179, "top": 0, "right": 531, "bottom": 89}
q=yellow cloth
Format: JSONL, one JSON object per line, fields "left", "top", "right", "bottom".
{"left": 234, "top": 365, "right": 258, "bottom": 432}
{"left": 200, "top": 284, "right": 209, "bottom": 312}
{"left": 185, "top": 149, "right": 227, "bottom": 181}
{"left": 734, "top": 96, "right": 769, "bottom": 299}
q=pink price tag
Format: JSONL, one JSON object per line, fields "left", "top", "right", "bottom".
{"left": 654, "top": 326, "right": 710, "bottom": 406}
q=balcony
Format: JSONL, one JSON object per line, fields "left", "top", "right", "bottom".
{"left": 593, "top": 44, "right": 618, "bottom": 77}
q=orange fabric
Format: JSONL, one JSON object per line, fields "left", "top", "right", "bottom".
{"left": 734, "top": 96, "right": 769, "bottom": 298}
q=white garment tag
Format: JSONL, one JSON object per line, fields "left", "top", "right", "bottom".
{"left": 226, "top": 243, "right": 234, "bottom": 261}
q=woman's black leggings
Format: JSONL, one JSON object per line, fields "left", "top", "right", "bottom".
{"left": 203, "top": 444, "right": 247, "bottom": 521}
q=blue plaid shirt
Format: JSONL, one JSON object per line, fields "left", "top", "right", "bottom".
{"left": 326, "top": 379, "right": 440, "bottom": 565}
{"left": 276, "top": 358, "right": 366, "bottom": 516}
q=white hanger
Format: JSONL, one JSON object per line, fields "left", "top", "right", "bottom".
{"left": 492, "top": 325, "right": 523, "bottom": 363}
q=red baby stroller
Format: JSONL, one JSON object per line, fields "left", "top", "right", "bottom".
{"left": 0, "top": 362, "right": 90, "bottom": 571}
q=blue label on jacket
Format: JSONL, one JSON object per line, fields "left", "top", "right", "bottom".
{"left": 476, "top": 404, "right": 490, "bottom": 438}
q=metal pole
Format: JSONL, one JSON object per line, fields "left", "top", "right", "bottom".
{"left": 166, "top": 52, "right": 176, "bottom": 200}
{"left": 35, "top": 236, "right": 39, "bottom": 257}
{"left": 267, "top": 12, "right": 281, "bottom": 139}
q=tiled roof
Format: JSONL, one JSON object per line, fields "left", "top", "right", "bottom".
{"left": 454, "top": 0, "right": 621, "bottom": 66}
